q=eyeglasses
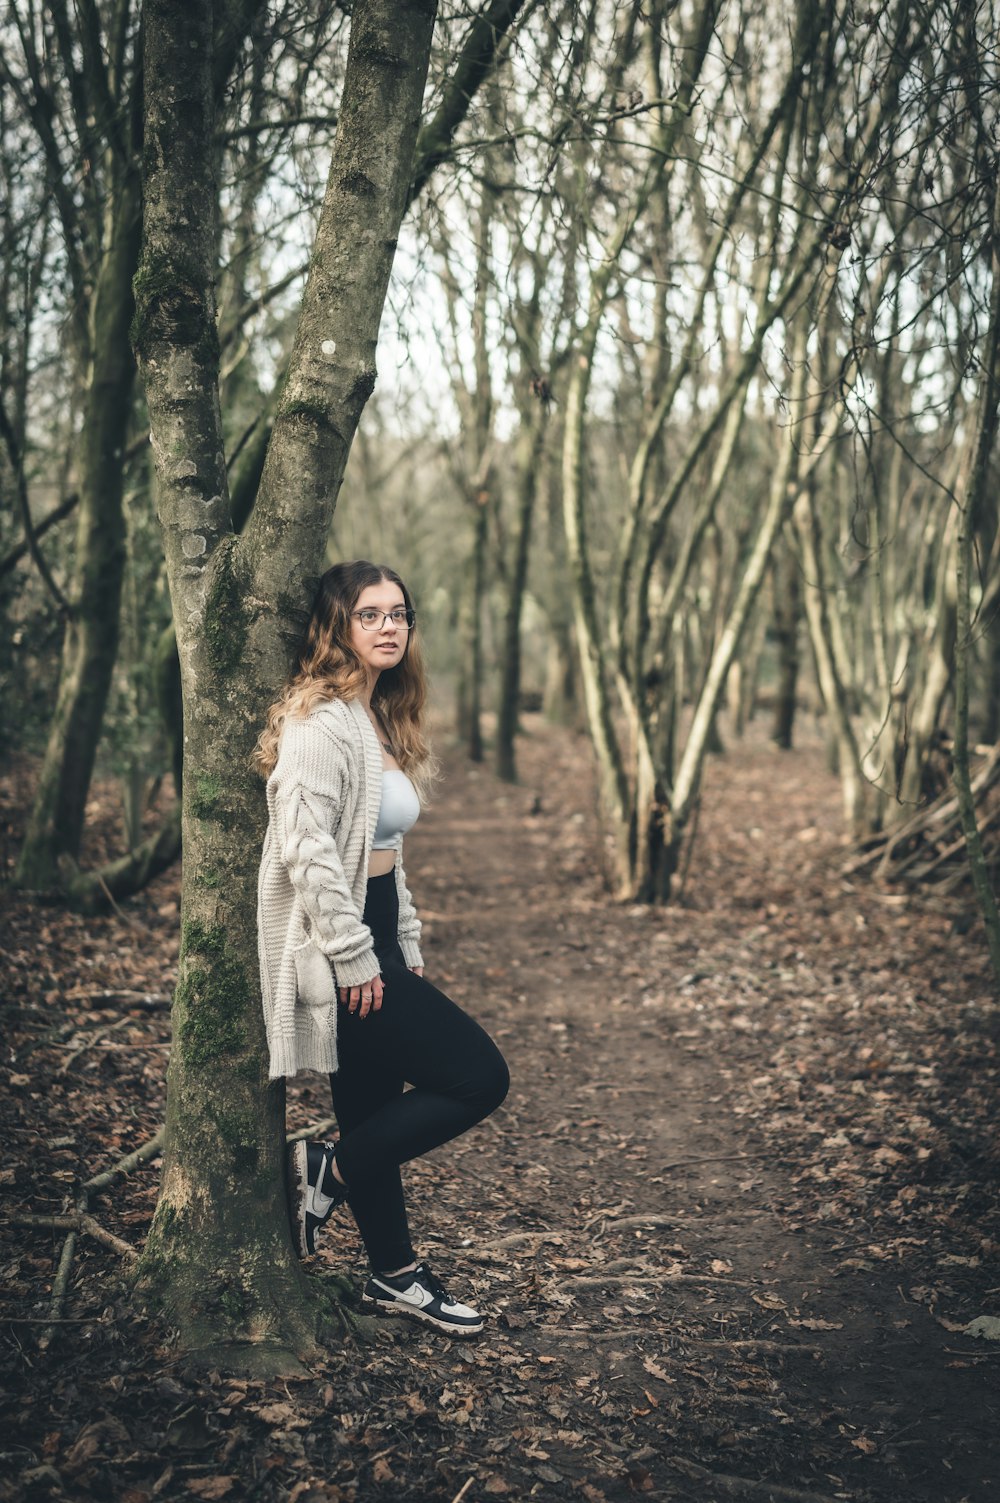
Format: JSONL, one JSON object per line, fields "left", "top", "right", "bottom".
{"left": 351, "top": 608, "right": 416, "bottom": 631}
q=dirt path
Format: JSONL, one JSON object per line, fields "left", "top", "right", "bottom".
{"left": 365, "top": 717, "right": 994, "bottom": 1503}
{"left": 2, "top": 717, "right": 998, "bottom": 1502}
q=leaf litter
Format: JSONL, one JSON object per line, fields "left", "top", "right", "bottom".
{"left": 1, "top": 719, "right": 998, "bottom": 1501}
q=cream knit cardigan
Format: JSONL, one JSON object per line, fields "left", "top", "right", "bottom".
{"left": 257, "top": 696, "right": 423, "bottom": 1079}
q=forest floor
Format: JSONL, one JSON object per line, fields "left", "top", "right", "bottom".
{"left": 1, "top": 714, "right": 999, "bottom": 1503}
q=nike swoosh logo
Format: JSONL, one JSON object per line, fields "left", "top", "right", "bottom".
{"left": 306, "top": 1183, "right": 337, "bottom": 1218}
{"left": 379, "top": 1281, "right": 434, "bottom": 1308}
{"left": 305, "top": 1145, "right": 337, "bottom": 1217}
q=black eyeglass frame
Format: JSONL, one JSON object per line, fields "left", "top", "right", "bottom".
{"left": 350, "top": 608, "right": 417, "bottom": 631}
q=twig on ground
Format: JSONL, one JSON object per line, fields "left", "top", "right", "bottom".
{"left": 30, "top": 1128, "right": 164, "bottom": 1348}
{"left": 469, "top": 1230, "right": 563, "bottom": 1254}
{"left": 70, "top": 989, "right": 172, "bottom": 1010}
{"left": 591, "top": 1213, "right": 678, "bottom": 1232}
{"left": 84, "top": 1127, "right": 164, "bottom": 1193}
{"left": 57, "top": 1015, "right": 137, "bottom": 1075}
{"left": 563, "top": 1271, "right": 755, "bottom": 1289}
{"left": 450, "top": 1481, "right": 474, "bottom": 1503}
{"left": 660, "top": 1152, "right": 761, "bottom": 1172}
{"left": 39, "top": 1225, "right": 77, "bottom": 1350}
{"left": 285, "top": 1117, "right": 338, "bottom": 1144}
{"left": 3, "top": 1316, "right": 105, "bottom": 1325}
{"left": 532, "top": 1326, "right": 821, "bottom": 1355}
{"left": 685, "top": 1337, "right": 822, "bottom": 1354}
{"left": 668, "top": 1459, "right": 843, "bottom": 1502}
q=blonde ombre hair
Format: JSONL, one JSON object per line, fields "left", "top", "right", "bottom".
{"left": 252, "top": 560, "right": 437, "bottom": 796}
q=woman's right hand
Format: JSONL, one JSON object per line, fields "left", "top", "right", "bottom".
{"left": 339, "top": 974, "right": 384, "bottom": 1018}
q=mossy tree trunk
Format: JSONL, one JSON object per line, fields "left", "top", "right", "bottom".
{"left": 132, "top": 0, "right": 438, "bottom": 1370}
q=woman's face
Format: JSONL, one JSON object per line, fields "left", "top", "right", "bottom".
{"left": 349, "top": 579, "right": 409, "bottom": 682}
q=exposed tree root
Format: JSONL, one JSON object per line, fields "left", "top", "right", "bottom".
{"left": 61, "top": 804, "right": 182, "bottom": 914}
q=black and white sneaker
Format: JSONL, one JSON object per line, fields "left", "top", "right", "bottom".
{"left": 362, "top": 1261, "right": 484, "bottom": 1335}
{"left": 288, "top": 1140, "right": 348, "bottom": 1257}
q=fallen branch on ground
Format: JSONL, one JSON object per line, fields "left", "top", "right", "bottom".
{"left": 57, "top": 1016, "right": 142, "bottom": 1076}
{"left": 669, "top": 1459, "right": 844, "bottom": 1502}
{"left": 286, "top": 1117, "right": 338, "bottom": 1144}
{"left": 11, "top": 1213, "right": 138, "bottom": 1260}
{"left": 69, "top": 990, "right": 172, "bottom": 1010}
{"left": 562, "top": 1271, "right": 756, "bottom": 1289}
{"left": 468, "top": 1230, "right": 564, "bottom": 1255}
{"left": 37, "top": 1127, "right": 165, "bottom": 1349}
{"left": 534, "top": 1326, "right": 821, "bottom": 1354}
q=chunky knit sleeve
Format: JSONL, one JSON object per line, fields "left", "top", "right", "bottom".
{"left": 394, "top": 856, "right": 424, "bottom": 969}
{"left": 272, "top": 717, "right": 380, "bottom": 990}
{"left": 280, "top": 788, "right": 380, "bottom": 987}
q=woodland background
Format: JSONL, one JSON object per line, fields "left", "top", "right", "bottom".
{"left": 2, "top": 0, "right": 999, "bottom": 1499}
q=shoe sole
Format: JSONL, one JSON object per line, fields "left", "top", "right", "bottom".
{"left": 361, "top": 1290, "right": 484, "bottom": 1336}
{"left": 288, "top": 1141, "right": 311, "bottom": 1258}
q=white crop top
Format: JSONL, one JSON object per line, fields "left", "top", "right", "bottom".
{"left": 372, "top": 768, "right": 420, "bottom": 850}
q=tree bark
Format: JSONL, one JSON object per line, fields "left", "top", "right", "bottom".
{"left": 15, "top": 176, "right": 140, "bottom": 890}
{"left": 456, "top": 487, "right": 489, "bottom": 762}
{"left": 496, "top": 403, "right": 545, "bottom": 781}
{"left": 770, "top": 538, "right": 801, "bottom": 749}
{"left": 951, "top": 171, "right": 1000, "bottom": 987}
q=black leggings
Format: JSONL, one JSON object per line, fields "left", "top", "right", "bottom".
{"left": 329, "top": 870, "right": 510, "bottom": 1271}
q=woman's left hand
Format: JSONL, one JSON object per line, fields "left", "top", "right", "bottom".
{"left": 410, "top": 966, "right": 424, "bottom": 977}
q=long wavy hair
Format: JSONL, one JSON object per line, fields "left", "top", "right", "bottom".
{"left": 252, "top": 560, "right": 437, "bottom": 795}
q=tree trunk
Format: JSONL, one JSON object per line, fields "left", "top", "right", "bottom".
{"left": 496, "top": 406, "right": 544, "bottom": 781}
{"left": 951, "top": 170, "right": 1000, "bottom": 987}
{"left": 543, "top": 619, "right": 578, "bottom": 724}
{"left": 456, "top": 489, "right": 488, "bottom": 762}
{"left": 15, "top": 177, "right": 140, "bottom": 890}
{"left": 770, "top": 536, "right": 800, "bottom": 748}
{"left": 895, "top": 533, "right": 958, "bottom": 816}
{"left": 795, "top": 476, "right": 868, "bottom": 832}
{"left": 132, "top": 0, "right": 438, "bottom": 1369}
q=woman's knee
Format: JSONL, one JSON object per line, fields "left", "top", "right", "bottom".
{"left": 474, "top": 1046, "right": 510, "bottom": 1116}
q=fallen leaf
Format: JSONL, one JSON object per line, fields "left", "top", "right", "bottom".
{"left": 186, "top": 1479, "right": 235, "bottom": 1500}
{"left": 963, "top": 1315, "right": 1000, "bottom": 1341}
{"left": 641, "top": 1357, "right": 674, "bottom": 1384}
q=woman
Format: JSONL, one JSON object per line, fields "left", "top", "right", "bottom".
{"left": 254, "top": 560, "right": 509, "bottom": 1336}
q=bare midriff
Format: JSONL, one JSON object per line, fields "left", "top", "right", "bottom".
{"left": 369, "top": 708, "right": 403, "bottom": 879}
{"left": 368, "top": 847, "right": 398, "bottom": 879}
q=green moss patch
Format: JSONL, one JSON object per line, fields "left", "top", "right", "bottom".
{"left": 177, "top": 922, "right": 249, "bottom": 1069}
